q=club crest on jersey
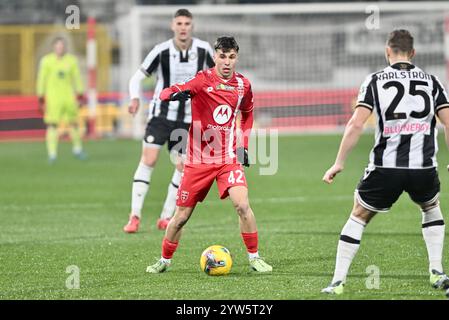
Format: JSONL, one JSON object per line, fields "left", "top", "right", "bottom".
{"left": 213, "top": 105, "right": 232, "bottom": 125}
{"left": 181, "top": 191, "right": 189, "bottom": 202}
{"left": 359, "top": 85, "right": 367, "bottom": 96}
{"left": 188, "top": 52, "right": 197, "bottom": 61}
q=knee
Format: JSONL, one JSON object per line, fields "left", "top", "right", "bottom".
{"left": 421, "top": 199, "right": 439, "bottom": 212}
{"left": 176, "top": 161, "right": 184, "bottom": 172}
{"left": 351, "top": 209, "right": 374, "bottom": 224}
{"left": 234, "top": 201, "right": 250, "bottom": 217}
{"left": 173, "top": 217, "right": 188, "bottom": 230}
{"left": 141, "top": 155, "right": 157, "bottom": 167}
{"left": 173, "top": 210, "right": 190, "bottom": 229}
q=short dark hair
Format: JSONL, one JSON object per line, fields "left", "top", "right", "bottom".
{"left": 214, "top": 36, "right": 239, "bottom": 53}
{"left": 387, "top": 29, "right": 414, "bottom": 54}
{"left": 52, "top": 36, "right": 66, "bottom": 46}
{"left": 174, "top": 9, "right": 192, "bottom": 19}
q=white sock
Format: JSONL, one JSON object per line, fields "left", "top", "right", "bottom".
{"left": 160, "top": 169, "right": 182, "bottom": 219}
{"left": 131, "top": 162, "right": 153, "bottom": 218}
{"left": 160, "top": 257, "right": 171, "bottom": 265}
{"left": 248, "top": 251, "right": 260, "bottom": 259}
{"left": 72, "top": 145, "right": 82, "bottom": 154}
{"left": 332, "top": 215, "right": 366, "bottom": 284}
{"left": 421, "top": 206, "right": 445, "bottom": 273}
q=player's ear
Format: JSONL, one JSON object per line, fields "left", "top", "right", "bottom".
{"left": 385, "top": 46, "right": 391, "bottom": 65}
{"left": 170, "top": 19, "right": 175, "bottom": 33}
{"left": 409, "top": 48, "right": 416, "bottom": 60}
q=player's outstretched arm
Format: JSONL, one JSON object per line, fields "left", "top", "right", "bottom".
{"left": 436, "top": 108, "right": 449, "bottom": 172}
{"left": 169, "top": 90, "right": 191, "bottom": 101}
{"left": 72, "top": 57, "right": 84, "bottom": 97}
{"left": 128, "top": 69, "right": 147, "bottom": 115}
{"left": 236, "top": 84, "right": 254, "bottom": 167}
{"left": 160, "top": 87, "right": 191, "bottom": 102}
{"left": 323, "top": 106, "right": 371, "bottom": 184}
{"left": 238, "top": 110, "right": 253, "bottom": 167}
{"left": 36, "top": 58, "right": 48, "bottom": 108}
{"left": 160, "top": 73, "right": 203, "bottom": 102}
{"left": 36, "top": 58, "right": 48, "bottom": 116}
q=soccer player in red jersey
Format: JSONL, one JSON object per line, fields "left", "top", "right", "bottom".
{"left": 146, "top": 36, "right": 272, "bottom": 273}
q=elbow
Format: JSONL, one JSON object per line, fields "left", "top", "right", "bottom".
{"left": 443, "top": 124, "right": 449, "bottom": 135}
{"left": 346, "top": 119, "right": 365, "bottom": 132}
{"left": 439, "top": 118, "right": 449, "bottom": 133}
{"left": 353, "top": 123, "right": 365, "bottom": 132}
{"left": 441, "top": 119, "right": 449, "bottom": 132}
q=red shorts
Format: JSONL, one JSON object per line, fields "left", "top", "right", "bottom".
{"left": 176, "top": 163, "right": 248, "bottom": 207}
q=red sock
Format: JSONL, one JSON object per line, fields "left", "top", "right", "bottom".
{"left": 162, "top": 237, "right": 179, "bottom": 259}
{"left": 241, "top": 232, "right": 258, "bottom": 253}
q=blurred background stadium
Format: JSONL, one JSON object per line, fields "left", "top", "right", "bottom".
{"left": 2, "top": 0, "right": 449, "bottom": 140}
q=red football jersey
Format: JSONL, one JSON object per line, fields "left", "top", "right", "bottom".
{"left": 160, "top": 68, "right": 254, "bottom": 164}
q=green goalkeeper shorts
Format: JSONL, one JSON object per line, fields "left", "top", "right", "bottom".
{"left": 44, "top": 99, "right": 79, "bottom": 124}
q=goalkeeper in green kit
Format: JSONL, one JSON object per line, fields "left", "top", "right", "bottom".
{"left": 36, "top": 37, "right": 87, "bottom": 163}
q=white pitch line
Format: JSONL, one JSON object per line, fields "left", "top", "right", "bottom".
{"left": 0, "top": 195, "right": 353, "bottom": 211}
{"left": 1, "top": 193, "right": 447, "bottom": 211}
{"left": 0, "top": 203, "right": 104, "bottom": 211}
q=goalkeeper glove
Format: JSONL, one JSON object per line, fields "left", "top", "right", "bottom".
{"left": 77, "top": 94, "right": 86, "bottom": 106}
{"left": 237, "top": 147, "right": 250, "bottom": 167}
{"left": 170, "top": 90, "right": 191, "bottom": 101}
{"left": 38, "top": 96, "right": 45, "bottom": 115}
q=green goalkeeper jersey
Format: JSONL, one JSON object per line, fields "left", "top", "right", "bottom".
{"left": 36, "top": 53, "right": 83, "bottom": 103}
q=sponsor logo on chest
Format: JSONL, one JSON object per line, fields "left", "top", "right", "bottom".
{"left": 215, "top": 83, "right": 235, "bottom": 91}
{"left": 213, "top": 105, "right": 232, "bottom": 125}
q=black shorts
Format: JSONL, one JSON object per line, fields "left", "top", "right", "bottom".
{"left": 356, "top": 167, "right": 440, "bottom": 212}
{"left": 144, "top": 117, "right": 190, "bottom": 154}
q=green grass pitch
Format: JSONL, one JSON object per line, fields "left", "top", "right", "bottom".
{"left": 1, "top": 134, "right": 448, "bottom": 300}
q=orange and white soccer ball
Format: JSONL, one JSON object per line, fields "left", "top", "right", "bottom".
{"left": 200, "top": 245, "right": 233, "bottom": 276}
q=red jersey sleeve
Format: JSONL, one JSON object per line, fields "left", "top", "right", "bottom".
{"left": 240, "top": 83, "right": 254, "bottom": 148}
{"left": 160, "top": 72, "right": 204, "bottom": 101}
{"left": 240, "top": 83, "right": 254, "bottom": 113}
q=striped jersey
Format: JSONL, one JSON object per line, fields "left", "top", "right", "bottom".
{"left": 140, "top": 37, "right": 214, "bottom": 123}
{"left": 357, "top": 61, "right": 449, "bottom": 169}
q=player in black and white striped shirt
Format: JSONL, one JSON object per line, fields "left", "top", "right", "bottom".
{"left": 124, "top": 9, "right": 214, "bottom": 233}
{"left": 321, "top": 30, "right": 449, "bottom": 295}
{"left": 358, "top": 61, "right": 447, "bottom": 170}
